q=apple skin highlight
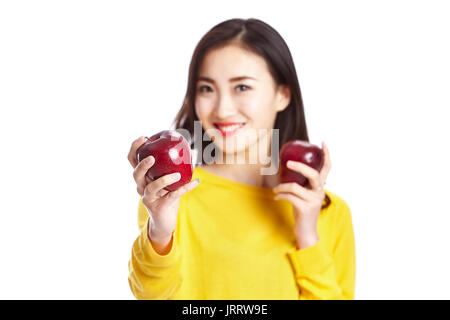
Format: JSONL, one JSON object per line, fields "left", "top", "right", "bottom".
{"left": 136, "top": 130, "right": 193, "bottom": 192}
{"left": 279, "top": 140, "right": 324, "bottom": 188}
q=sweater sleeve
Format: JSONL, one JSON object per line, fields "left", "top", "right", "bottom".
{"left": 286, "top": 198, "right": 356, "bottom": 300}
{"left": 127, "top": 198, "right": 182, "bottom": 300}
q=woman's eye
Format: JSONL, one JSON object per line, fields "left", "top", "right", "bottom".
{"left": 236, "top": 85, "right": 250, "bottom": 92}
{"left": 198, "top": 85, "right": 212, "bottom": 93}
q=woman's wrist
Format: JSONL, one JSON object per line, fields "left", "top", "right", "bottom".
{"left": 294, "top": 221, "right": 319, "bottom": 249}
{"left": 147, "top": 219, "right": 173, "bottom": 254}
{"left": 296, "top": 232, "right": 319, "bottom": 250}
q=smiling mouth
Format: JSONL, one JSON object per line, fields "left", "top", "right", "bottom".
{"left": 213, "top": 122, "right": 246, "bottom": 136}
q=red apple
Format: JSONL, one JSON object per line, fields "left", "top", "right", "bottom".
{"left": 279, "top": 140, "right": 324, "bottom": 187}
{"left": 136, "top": 130, "right": 193, "bottom": 192}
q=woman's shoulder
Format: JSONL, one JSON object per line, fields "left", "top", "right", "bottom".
{"left": 324, "top": 189, "right": 352, "bottom": 216}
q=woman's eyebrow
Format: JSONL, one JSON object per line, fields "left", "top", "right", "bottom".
{"left": 197, "top": 76, "right": 257, "bottom": 83}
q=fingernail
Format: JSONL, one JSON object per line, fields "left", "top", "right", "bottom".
{"left": 173, "top": 172, "right": 181, "bottom": 180}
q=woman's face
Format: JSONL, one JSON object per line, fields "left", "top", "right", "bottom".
{"left": 195, "top": 43, "right": 291, "bottom": 159}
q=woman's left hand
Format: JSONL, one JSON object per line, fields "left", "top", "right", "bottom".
{"left": 272, "top": 142, "right": 332, "bottom": 248}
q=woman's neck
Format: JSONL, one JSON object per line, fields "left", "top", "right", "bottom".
{"left": 200, "top": 130, "right": 281, "bottom": 188}
{"left": 201, "top": 162, "right": 280, "bottom": 189}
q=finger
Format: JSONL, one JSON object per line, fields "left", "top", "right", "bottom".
{"left": 133, "top": 155, "right": 155, "bottom": 195}
{"left": 273, "top": 182, "right": 312, "bottom": 201}
{"left": 144, "top": 172, "right": 181, "bottom": 202}
{"left": 319, "top": 142, "right": 331, "bottom": 184}
{"left": 128, "top": 136, "right": 148, "bottom": 168}
{"left": 165, "top": 179, "right": 199, "bottom": 201}
{"left": 156, "top": 188, "right": 169, "bottom": 198}
{"left": 273, "top": 192, "right": 305, "bottom": 208}
{"left": 286, "top": 160, "right": 321, "bottom": 190}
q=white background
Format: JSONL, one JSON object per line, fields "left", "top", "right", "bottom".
{"left": 1, "top": 0, "right": 449, "bottom": 299}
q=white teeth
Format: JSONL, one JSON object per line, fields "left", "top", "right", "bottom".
{"left": 217, "top": 124, "right": 242, "bottom": 132}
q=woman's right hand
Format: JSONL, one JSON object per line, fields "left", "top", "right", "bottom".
{"left": 128, "top": 136, "right": 199, "bottom": 244}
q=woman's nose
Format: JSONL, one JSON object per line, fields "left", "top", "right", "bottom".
{"left": 215, "top": 93, "right": 237, "bottom": 119}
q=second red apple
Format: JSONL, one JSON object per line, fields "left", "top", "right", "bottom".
{"left": 279, "top": 140, "right": 324, "bottom": 188}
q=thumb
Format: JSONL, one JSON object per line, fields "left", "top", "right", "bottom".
{"left": 164, "top": 178, "right": 200, "bottom": 201}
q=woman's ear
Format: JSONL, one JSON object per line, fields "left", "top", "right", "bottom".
{"left": 275, "top": 85, "right": 291, "bottom": 112}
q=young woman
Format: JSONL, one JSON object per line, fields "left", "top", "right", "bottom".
{"left": 127, "top": 18, "right": 356, "bottom": 300}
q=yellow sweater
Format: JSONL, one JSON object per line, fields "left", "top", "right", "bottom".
{"left": 128, "top": 166, "right": 356, "bottom": 300}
